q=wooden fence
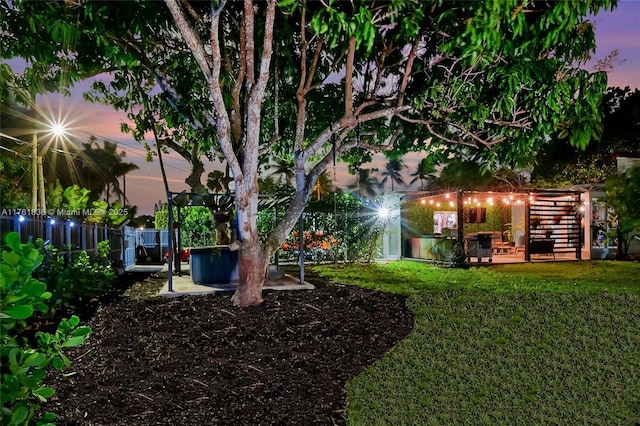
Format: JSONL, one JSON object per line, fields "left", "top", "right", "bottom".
{"left": 0, "top": 215, "right": 136, "bottom": 272}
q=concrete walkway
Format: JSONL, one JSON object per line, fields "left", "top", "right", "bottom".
{"left": 157, "top": 263, "right": 314, "bottom": 297}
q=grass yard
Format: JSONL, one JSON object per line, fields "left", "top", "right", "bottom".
{"left": 314, "top": 260, "right": 640, "bottom": 295}
{"left": 314, "top": 261, "right": 640, "bottom": 425}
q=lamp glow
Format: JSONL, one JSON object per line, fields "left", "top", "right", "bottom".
{"left": 377, "top": 206, "right": 391, "bottom": 220}
{"left": 49, "top": 121, "right": 67, "bottom": 138}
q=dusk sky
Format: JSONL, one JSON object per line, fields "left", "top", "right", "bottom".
{"left": 5, "top": 1, "right": 640, "bottom": 216}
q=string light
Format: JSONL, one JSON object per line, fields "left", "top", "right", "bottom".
{"left": 414, "top": 192, "right": 534, "bottom": 208}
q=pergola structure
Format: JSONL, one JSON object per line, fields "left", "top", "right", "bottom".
{"left": 402, "top": 189, "right": 585, "bottom": 262}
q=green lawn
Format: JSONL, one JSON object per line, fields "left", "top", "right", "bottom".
{"left": 314, "top": 260, "right": 640, "bottom": 294}
{"left": 313, "top": 261, "right": 640, "bottom": 425}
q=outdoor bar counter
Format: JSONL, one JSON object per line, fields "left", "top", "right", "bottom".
{"left": 409, "top": 236, "right": 455, "bottom": 261}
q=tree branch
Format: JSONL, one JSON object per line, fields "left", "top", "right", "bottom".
{"left": 344, "top": 36, "right": 356, "bottom": 118}
{"left": 164, "top": 0, "right": 212, "bottom": 82}
{"left": 398, "top": 38, "right": 420, "bottom": 107}
{"left": 294, "top": 0, "right": 309, "bottom": 155}
{"left": 244, "top": 0, "right": 276, "bottom": 179}
{"left": 206, "top": 0, "right": 242, "bottom": 183}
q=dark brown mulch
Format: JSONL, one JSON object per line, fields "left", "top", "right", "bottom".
{"left": 45, "top": 270, "right": 413, "bottom": 425}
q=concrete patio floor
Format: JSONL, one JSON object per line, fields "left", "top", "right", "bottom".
{"left": 157, "top": 263, "right": 314, "bottom": 297}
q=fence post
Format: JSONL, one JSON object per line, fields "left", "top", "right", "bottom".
{"left": 13, "top": 215, "right": 24, "bottom": 241}
{"left": 65, "top": 220, "right": 73, "bottom": 264}
{"left": 81, "top": 222, "right": 87, "bottom": 251}
{"left": 168, "top": 195, "right": 174, "bottom": 292}
{"left": 298, "top": 213, "right": 305, "bottom": 285}
{"left": 46, "top": 218, "right": 53, "bottom": 244}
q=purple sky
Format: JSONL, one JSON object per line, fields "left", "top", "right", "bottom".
{"left": 589, "top": 0, "right": 640, "bottom": 89}
{"left": 6, "top": 2, "right": 640, "bottom": 215}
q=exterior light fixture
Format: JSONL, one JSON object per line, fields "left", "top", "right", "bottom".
{"left": 18, "top": 215, "right": 26, "bottom": 223}
{"left": 377, "top": 206, "right": 391, "bottom": 220}
{"left": 49, "top": 121, "right": 67, "bottom": 138}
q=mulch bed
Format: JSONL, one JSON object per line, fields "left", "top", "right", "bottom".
{"left": 45, "top": 269, "right": 414, "bottom": 425}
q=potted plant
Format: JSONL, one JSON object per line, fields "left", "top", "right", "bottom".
{"left": 503, "top": 223, "right": 513, "bottom": 243}
{"left": 189, "top": 192, "right": 239, "bottom": 285}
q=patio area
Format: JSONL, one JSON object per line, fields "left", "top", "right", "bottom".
{"left": 401, "top": 189, "right": 588, "bottom": 263}
{"left": 157, "top": 263, "right": 314, "bottom": 297}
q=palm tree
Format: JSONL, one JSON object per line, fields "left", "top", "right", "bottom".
{"left": 79, "top": 137, "right": 139, "bottom": 204}
{"left": 410, "top": 157, "right": 437, "bottom": 190}
{"left": 112, "top": 160, "right": 140, "bottom": 204}
{"left": 269, "top": 156, "right": 295, "bottom": 187}
{"left": 380, "top": 158, "right": 405, "bottom": 192}
{"left": 430, "top": 160, "right": 494, "bottom": 191}
{"left": 347, "top": 168, "right": 380, "bottom": 198}
{"left": 313, "top": 170, "right": 333, "bottom": 201}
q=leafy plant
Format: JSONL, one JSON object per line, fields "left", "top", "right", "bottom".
{"left": 444, "top": 240, "right": 467, "bottom": 268}
{"left": 155, "top": 206, "right": 216, "bottom": 247}
{"left": 604, "top": 166, "right": 640, "bottom": 260}
{"left": 63, "top": 185, "right": 91, "bottom": 212}
{"left": 1, "top": 232, "right": 91, "bottom": 426}
{"left": 35, "top": 240, "right": 114, "bottom": 313}
{"left": 279, "top": 230, "right": 340, "bottom": 264}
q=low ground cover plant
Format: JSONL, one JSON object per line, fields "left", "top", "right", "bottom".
{"left": 1, "top": 232, "right": 91, "bottom": 426}
{"left": 314, "top": 261, "right": 640, "bottom": 425}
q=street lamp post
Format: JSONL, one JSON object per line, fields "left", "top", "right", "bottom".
{"left": 30, "top": 104, "right": 68, "bottom": 211}
{"left": 31, "top": 128, "right": 48, "bottom": 212}
{"left": 37, "top": 143, "right": 46, "bottom": 211}
{"left": 31, "top": 128, "right": 38, "bottom": 210}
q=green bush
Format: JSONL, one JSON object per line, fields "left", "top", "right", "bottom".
{"left": 35, "top": 240, "right": 114, "bottom": 313}
{"left": 260, "top": 193, "right": 385, "bottom": 263}
{"left": 1, "top": 232, "right": 91, "bottom": 426}
{"left": 155, "top": 206, "right": 216, "bottom": 247}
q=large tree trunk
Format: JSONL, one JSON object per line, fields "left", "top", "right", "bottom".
{"left": 232, "top": 241, "right": 266, "bottom": 307}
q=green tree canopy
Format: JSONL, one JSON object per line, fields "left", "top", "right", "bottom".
{"left": 1, "top": 0, "right": 617, "bottom": 306}
{"left": 531, "top": 87, "right": 640, "bottom": 187}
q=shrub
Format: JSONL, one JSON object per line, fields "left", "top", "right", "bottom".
{"left": 273, "top": 193, "right": 387, "bottom": 263}
{"left": 155, "top": 206, "right": 216, "bottom": 247}
{"left": 1, "top": 232, "right": 91, "bottom": 426}
{"left": 35, "top": 240, "right": 115, "bottom": 313}
{"left": 279, "top": 230, "right": 340, "bottom": 264}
